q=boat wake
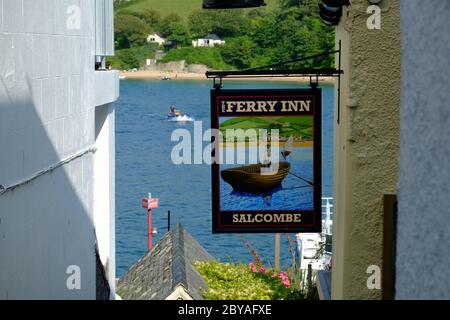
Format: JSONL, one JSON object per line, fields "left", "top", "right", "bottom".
{"left": 167, "top": 114, "right": 194, "bottom": 122}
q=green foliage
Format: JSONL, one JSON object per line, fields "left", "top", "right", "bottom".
{"left": 220, "top": 36, "right": 257, "bottom": 70}
{"left": 165, "top": 22, "right": 190, "bottom": 46}
{"left": 187, "top": 9, "right": 249, "bottom": 39}
{"left": 152, "top": 13, "right": 190, "bottom": 46}
{"left": 159, "top": 47, "right": 232, "bottom": 70}
{"left": 109, "top": 44, "right": 158, "bottom": 70}
{"left": 117, "top": 0, "right": 279, "bottom": 19}
{"left": 114, "top": 0, "right": 146, "bottom": 11}
{"left": 195, "top": 261, "right": 304, "bottom": 300}
{"left": 133, "top": 9, "right": 162, "bottom": 28}
{"left": 113, "top": 0, "right": 335, "bottom": 71}
{"left": 115, "top": 13, "right": 151, "bottom": 49}
{"left": 220, "top": 116, "right": 313, "bottom": 140}
{"left": 187, "top": 10, "right": 213, "bottom": 39}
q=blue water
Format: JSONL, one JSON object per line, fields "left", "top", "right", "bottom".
{"left": 116, "top": 80, "right": 334, "bottom": 277}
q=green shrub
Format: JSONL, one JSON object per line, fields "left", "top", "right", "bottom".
{"left": 109, "top": 44, "right": 158, "bottom": 70}
{"left": 160, "top": 47, "right": 232, "bottom": 70}
{"left": 194, "top": 260, "right": 305, "bottom": 300}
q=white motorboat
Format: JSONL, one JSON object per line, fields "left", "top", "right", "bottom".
{"left": 167, "top": 111, "right": 194, "bottom": 122}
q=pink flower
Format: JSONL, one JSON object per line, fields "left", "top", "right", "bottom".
{"left": 259, "top": 266, "right": 266, "bottom": 273}
{"left": 249, "top": 262, "right": 257, "bottom": 273}
{"left": 278, "top": 272, "right": 291, "bottom": 288}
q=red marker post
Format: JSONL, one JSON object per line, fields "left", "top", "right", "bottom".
{"left": 141, "top": 193, "right": 159, "bottom": 251}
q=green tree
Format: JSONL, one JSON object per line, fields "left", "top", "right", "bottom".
{"left": 162, "top": 13, "right": 183, "bottom": 30}
{"left": 211, "top": 10, "right": 248, "bottom": 37}
{"left": 112, "top": 50, "right": 140, "bottom": 69}
{"left": 188, "top": 10, "right": 213, "bottom": 39}
{"left": 159, "top": 13, "right": 189, "bottom": 46}
{"left": 134, "top": 9, "right": 162, "bottom": 28}
{"left": 220, "top": 36, "right": 257, "bottom": 69}
{"left": 115, "top": 14, "right": 150, "bottom": 49}
{"left": 188, "top": 10, "right": 246, "bottom": 39}
{"left": 279, "top": 0, "right": 304, "bottom": 7}
{"left": 166, "top": 22, "right": 190, "bottom": 47}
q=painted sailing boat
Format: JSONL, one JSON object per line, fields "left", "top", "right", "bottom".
{"left": 281, "top": 136, "right": 294, "bottom": 160}
{"left": 221, "top": 162, "right": 291, "bottom": 193}
{"left": 221, "top": 134, "right": 292, "bottom": 194}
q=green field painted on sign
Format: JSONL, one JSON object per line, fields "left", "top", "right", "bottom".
{"left": 220, "top": 116, "right": 313, "bottom": 140}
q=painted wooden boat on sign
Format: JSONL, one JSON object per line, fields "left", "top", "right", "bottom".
{"left": 221, "top": 162, "right": 291, "bottom": 193}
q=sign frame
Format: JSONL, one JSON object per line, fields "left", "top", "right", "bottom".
{"left": 211, "top": 88, "right": 322, "bottom": 233}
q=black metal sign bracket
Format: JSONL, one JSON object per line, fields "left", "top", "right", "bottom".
{"left": 206, "top": 41, "right": 343, "bottom": 123}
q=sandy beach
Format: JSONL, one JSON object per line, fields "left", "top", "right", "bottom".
{"left": 119, "top": 70, "right": 334, "bottom": 84}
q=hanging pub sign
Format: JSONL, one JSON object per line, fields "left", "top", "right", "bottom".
{"left": 211, "top": 88, "right": 322, "bottom": 233}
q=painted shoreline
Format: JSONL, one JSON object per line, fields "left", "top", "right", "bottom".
{"left": 220, "top": 141, "right": 313, "bottom": 148}
{"left": 119, "top": 70, "right": 335, "bottom": 84}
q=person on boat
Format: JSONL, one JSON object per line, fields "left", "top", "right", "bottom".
{"left": 281, "top": 136, "right": 294, "bottom": 160}
{"left": 169, "top": 105, "right": 177, "bottom": 116}
{"left": 260, "top": 132, "right": 274, "bottom": 174}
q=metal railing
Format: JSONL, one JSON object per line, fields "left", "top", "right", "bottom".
{"left": 95, "top": 0, "right": 114, "bottom": 69}
{"left": 321, "top": 197, "right": 333, "bottom": 236}
{"left": 295, "top": 197, "right": 334, "bottom": 271}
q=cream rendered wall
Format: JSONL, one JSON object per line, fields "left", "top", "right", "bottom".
{"left": 332, "top": 0, "right": 401, "bottom": 299}
{"left": 0, "top": 0, "right": 118, "bottom": 299}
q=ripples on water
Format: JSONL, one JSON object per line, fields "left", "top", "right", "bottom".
{"left": 116, "top": 79, "right": 334, "bottom": 277}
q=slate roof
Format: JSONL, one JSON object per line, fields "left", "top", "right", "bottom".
{"left": 203, "top": 33, "right": 222, "bottom": 41}
{"left": 152, "top": 32, "right": 166, "bottom": 39}
{"left": 117, "top": 224, "right": 213, "bottom": 300}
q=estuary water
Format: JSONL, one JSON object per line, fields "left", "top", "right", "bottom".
{"left": 116, "top": 79, "right": 334, "bottom": 277}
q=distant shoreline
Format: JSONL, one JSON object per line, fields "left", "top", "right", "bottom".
{"left": 119, "top": 70, "right": 335, "bottom": 84}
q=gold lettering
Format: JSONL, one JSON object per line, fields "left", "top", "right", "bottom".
{"left": 280, "top": 100, "right": 311, "bottom": 113}
{"left": 247, "top": 101, "right": 257, "bottom": 112}
{"left": 300, "top": 100, "right": 311, "bottom": 112}
{"left": 236, "top": 101, "right": 246, "bottom": 112}
{"left": 267, "top": 101, "right": 277, "bottom": 112}
{"left": 232, "top": 213, "right": 303, "bottom": 224}
{"left": 257, "top": 101, "right": 268, "bottom": 112}
{"left": 272, "top": 214, "right": 284, "bottom": 223}
{"left": 226, "top": 101, "right": 236, "bottom": 113}
{"left": 221, "top": 101, "right": 226, "bottom": 113}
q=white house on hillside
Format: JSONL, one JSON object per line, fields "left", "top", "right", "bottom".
{"left": 192, "top": 33, "right": 225, "bottom": 48}
{"left": 147, "top": 33, "right": 167, "bottom": 46}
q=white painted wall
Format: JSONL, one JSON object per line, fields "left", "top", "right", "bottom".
{"left": 147, "top": 33, "right": 166, "bottom": 45}
{"left": 192, "top": 38, "right": 225, "bottom": 48}
{"left": 94, "top": 102, "right": 116, "bottom": 298}
{"left": 0, "top": 0, "right": 118, "bottom": 299}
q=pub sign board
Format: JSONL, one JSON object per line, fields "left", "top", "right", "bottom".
{"left": 211, "top": 88, "right": 322, "bottom": 233}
